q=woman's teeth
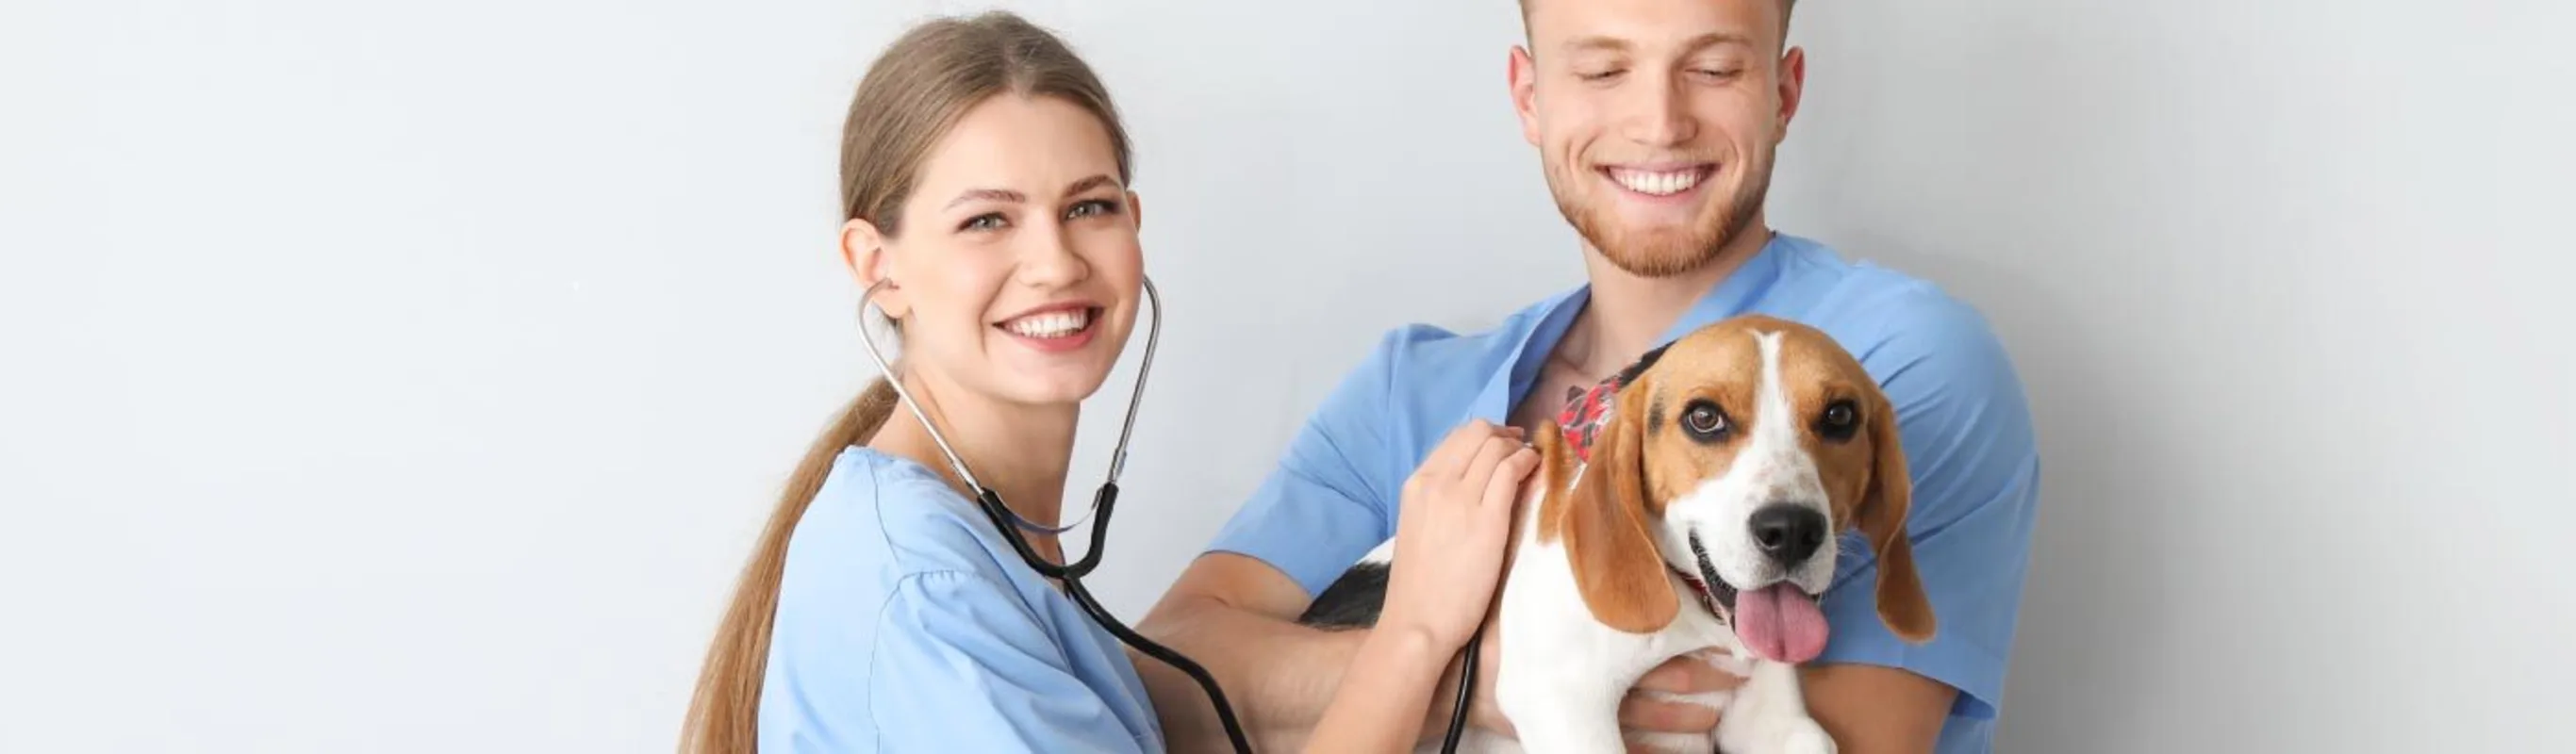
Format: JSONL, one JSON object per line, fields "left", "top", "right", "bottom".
{"left": 1609, "top": 167, "right": 1706, "bottom": 196}
{"left": 1004, "top": 309, "right": 1090, "bottom": 338}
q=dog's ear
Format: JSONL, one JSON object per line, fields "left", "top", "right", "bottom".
{"left": 1858, "top": 387, "right": 1936, "bottom": 643}
{"left": 1561, "top": 378, "right": 1680, "bottom": 634}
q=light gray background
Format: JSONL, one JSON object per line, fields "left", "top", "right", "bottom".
{"left": 4, "top": 0, "right": 2570, "bottom": 751}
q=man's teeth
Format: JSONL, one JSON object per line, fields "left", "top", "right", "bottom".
{"left": 1005, "top": 309, "right": 1089, "bottom": 338}
{"left": 1610, "top": 167, "right": 1704, "bottom": 196}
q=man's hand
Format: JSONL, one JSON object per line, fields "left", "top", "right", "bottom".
{"left": 1443, "top": 624, "right": 1747, "bottom": 742}
{"left": 1622, "top": 652, "right": 1744, "bottom": 733}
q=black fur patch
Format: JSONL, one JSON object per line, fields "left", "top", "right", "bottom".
{"left": 1646, "top": 386, "right": 1666, "bottom": 434}
{"left": 1621, "top": 340, "right": 1675, "bottom": 434}
{"left": 1295, "top": 562, "right": 1389, "bottom": 630}
{"left": 1611, "top": 340, "right": 1674, "bottom": 388}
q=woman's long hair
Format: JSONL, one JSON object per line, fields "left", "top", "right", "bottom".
{"left": 678, "top": 11, "right": 1133, "bottom": 753}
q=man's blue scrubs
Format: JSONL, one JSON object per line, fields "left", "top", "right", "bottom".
{"left": 1206, "top": 233, "right": 2042, "bottom": 754}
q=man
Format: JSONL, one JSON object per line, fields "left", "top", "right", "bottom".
{"left": 1135, "top": 0, "right": 2039, "bottom": 751}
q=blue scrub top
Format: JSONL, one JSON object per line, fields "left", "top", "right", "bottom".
{"left": 1206, "top": 234, "right": 2042, "bottom": 753}
{"left": 759, "top": 446, "right": 1165, "bottom": 753}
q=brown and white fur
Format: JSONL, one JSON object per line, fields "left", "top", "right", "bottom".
{"left": 1296, "top": 315, "right": 1936, "bottom": 754}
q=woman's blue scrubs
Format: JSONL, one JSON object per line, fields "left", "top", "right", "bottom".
{"left": 758, "top": 446, "right": 1165, "bottom": 752}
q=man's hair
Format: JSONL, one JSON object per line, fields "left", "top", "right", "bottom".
{"left": 1516, "top": 0, "right": 1798, "bottom": 41}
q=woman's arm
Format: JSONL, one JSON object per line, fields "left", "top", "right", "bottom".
{"left": 1291, "top": 421, "right": 1536, "bottom": 753}
{"left": 1300, "top": 625, "right": 1461, "bottom": 753}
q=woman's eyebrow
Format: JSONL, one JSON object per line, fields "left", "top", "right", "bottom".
{"left": 1063, "top": 173, "right": 1118, "bottom": 196}
{"left": 945, "top": 188, "right": 1024, "bottom": 209}
{"left": 943, "top": 174, "right": 1118, "bottom": 209}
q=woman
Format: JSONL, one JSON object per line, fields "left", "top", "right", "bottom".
{"left": 679, "top": 11, "right": 1538, "bottom": 753}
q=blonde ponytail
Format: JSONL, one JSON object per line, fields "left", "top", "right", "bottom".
{"left": 678, "top": 379, "right": 898, "bottom": 753}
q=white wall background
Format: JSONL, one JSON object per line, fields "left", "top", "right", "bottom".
{"left": 4, "top": 0, "right": 2569, "bottom": 751}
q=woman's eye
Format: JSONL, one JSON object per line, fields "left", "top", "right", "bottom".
{"left": 959, "top": 213, "right": 1007, "bottom": 232}
{"left": 1065, "top": 199, "right": 1120, "bottom": 220}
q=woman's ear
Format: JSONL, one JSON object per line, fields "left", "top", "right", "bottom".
{"left": 1126, "top": 189, "right": 1143, "bottom": 231}
{"left": 841, "top": 218, "right": 907, "bottom": 320}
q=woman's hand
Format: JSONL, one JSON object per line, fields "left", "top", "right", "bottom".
{"left": 1300, "top": 420, "right": 1538, "bottom": 754}
{"left": 1379, "top": 419, "right": 1540, "bottom": 651}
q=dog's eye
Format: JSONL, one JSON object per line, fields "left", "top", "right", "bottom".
{"left": 1683, "top": 402, "right": 1729, "bottom": 437}
{"left": 1817, "top": 400, "right": 1859, "bottom": 441}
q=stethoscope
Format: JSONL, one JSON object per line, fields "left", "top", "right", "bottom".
{"left": 854, "top": 275, "right": 1257, "bottom": 753}
{"left": 854, "top": 276, "right": 1481, "bottom": 754}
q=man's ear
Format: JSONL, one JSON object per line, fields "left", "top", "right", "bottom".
{"left": 1774, "top": 45, "right": 1807, "bottom": 142}
{"left": 1509, "top": 45, "right": 1542, "bottom": 147}
{"left": 841, "top": 218, "right": 907, "bottom": 320}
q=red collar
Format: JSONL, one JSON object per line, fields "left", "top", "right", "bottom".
{"left": 1555, "top": 379, "right": 1623, "bottom": 464}
{"left": 1672, "top": 566, "right": 1722, "bottom": 614}
{"left": 1552, "top": 340, "right": 1670, "bottom": 464}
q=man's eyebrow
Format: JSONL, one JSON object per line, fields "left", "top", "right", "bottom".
{"left": 1560, "top": 35, "right": 1631, "bottom": 54}
{"left": 1558, "top": 31, "right": 1758, "bottom": 56}
{"left": 1681, "top": 31, "right": 1759, "bottom": 52}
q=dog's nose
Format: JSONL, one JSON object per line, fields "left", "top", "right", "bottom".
{"left": 1749, "top": 504, "right": 1827, "bottom": 567}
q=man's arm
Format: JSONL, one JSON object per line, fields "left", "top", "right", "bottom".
{"left": 1798, "top": 665, "right": 1957, "bottom": 754}
{"left": 1801, "top": 292, "right": 2042, "bottom": 753}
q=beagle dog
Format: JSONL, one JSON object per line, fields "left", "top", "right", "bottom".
{"left": 1297, "top": 315, "right": 1936, "bottom": 754}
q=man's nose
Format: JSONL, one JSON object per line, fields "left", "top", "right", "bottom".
{"left": 1621, "top": 74, "right": 1699, "bottom": 147}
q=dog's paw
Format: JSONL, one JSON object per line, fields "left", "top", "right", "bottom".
{"left": 1772, "top": 718, "right": 1837, "bottom": 754}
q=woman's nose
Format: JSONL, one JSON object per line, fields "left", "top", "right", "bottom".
{"left": 1014, "top": 222, "right": 1091, "bottom": 287}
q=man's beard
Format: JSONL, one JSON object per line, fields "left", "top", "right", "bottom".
{"left": 1545, "top": 147, "right": 1775, "bottom": 279}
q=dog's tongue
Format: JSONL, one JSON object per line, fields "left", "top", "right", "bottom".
{"left": 1734, "top": 583, "right": 1828, "bottom": 664}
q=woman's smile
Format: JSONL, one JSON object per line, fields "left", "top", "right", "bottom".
{"left": 996, "top": 301, "right": 1105, "bottom": 353}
